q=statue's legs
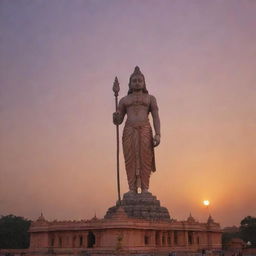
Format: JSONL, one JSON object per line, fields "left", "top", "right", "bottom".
{"left": 123, "top": 122, "right": 155, "bottom": 193}
{"left": 123, "top": 124, "right": 137, "bottom": 192}
{"left": 139, "top": 124, "right": 153, "bottom": 191}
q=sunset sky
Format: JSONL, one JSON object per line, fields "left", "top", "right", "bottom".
{"left": 0, "top": 0, "right": 255, "bottom": 227}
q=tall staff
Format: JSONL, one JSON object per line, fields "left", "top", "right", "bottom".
{"left": 112, "top": 77, "right": 121, "bottom": 203}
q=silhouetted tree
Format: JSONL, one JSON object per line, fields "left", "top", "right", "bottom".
{"left": 0, "top": 215, "right": 31, "bottom": 249}
{"left": 222, "top": 232, "right": 241, "bottom": 249}
{"left": 240, "top": 216, "right": 256, "bottom": 247}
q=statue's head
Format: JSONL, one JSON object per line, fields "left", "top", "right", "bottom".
{"left": 128, "top": 66, "right": 148, "bottom": 95}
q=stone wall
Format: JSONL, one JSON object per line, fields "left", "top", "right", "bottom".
{"left": 28, "top": 207, "right": 222, "bottom": 255}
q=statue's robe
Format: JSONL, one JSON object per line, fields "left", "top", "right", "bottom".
{"left": 122, "top": 119, "right": 156, "bottom": 191}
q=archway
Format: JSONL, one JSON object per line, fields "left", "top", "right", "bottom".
{"left": 87, "top": 231, "right": 95, "bottom": 248}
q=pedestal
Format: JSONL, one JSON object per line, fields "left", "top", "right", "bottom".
{"left": 105, "top": 191, "right": 171, "bottom": 221}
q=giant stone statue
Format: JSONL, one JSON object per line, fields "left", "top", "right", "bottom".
{"left": 106, "top": 66, "right": 170, "bottom": 220}
{"left": 113, "top": 66, "right": 160, "bottom": 193}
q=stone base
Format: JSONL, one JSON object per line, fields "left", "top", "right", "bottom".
{"left": 105, "top": 191, "right": 170, "bottom": 221}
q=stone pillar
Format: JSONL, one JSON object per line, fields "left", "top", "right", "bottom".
{"left": 162, "top": 232, "right": 166, "bottom": 246}
{"left": 72, "top": 234, "right": 77, "bottom": 248}
{"left": 201, "top": 231, "right": 208, "bottom": 248}
{"left": 152, "top": 230, "right": 156, "bottom": 246}
{"left": 195, "top": 232, "right": 200, "bottom": 250}
{"left": 54, "top": 233, "right": 58, "bottom": 247}
{"left": 173, "top": 230, "right": 178, "bottom": 246}
{"left": 207, "top": 231, "right": 212, "bottom": 249}
{"left": 155, "top": 231, "right": 159, "bottom": 246}
{"left": 164, "top": 232, "right": 168, "bottom": 247}
{"left": 160, "top": 231, "right": 163, "bottom": 247}
{"left": 167, "top": 232, "right": 171, "bottom": 247}
{"left": 84, "top": 231, "right": 88, "bottom": 248}
{"left": 192, "top": 232, "right": 195, "bottom": 247}
{"left": 170, "top": 231, "right": 174, "bottom": 247}
{"left": 184, "top": 231, "right": 189, "bottom": 248}
{"left": 162, "top": 231, "right": 165, "bottom": 247}
{"left": 177, "top": 231, "right": 185, "bottom": 246}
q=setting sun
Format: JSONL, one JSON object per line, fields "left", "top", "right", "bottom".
{"left": 203, "top": 200, "right": 210, "bottom": 206}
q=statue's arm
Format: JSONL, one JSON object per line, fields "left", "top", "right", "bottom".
{"left": 150, "top": 95, "right": 161, "bottom": 146}
{"left": 113, "top": 97, "right": 126, "bottom": 125}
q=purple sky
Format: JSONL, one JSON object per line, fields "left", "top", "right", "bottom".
{"left": 0, "top": 0, "right": 256, "bottom": 227}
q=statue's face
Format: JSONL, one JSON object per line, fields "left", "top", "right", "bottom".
{"left": 130, "top": 74, "right": 145, "bottom": 91}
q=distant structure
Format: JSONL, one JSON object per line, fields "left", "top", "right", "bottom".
{"left": 222, "top": 226, "right": 239, "bottom": 233}
{"left": 226, "top": 238, "right": 245, "bottom": 250}
{"left": 28, "top": 67, "right": 222, "bottom": 255}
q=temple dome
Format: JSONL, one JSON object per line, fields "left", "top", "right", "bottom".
{"left": 187, "top": 213, "right": 196, "bottom": 223}
{"left": 37, "top": 212, "right": 46, "bottom": 222}
{"left": 207, "top": 215, "right": 214, "bottom": 224}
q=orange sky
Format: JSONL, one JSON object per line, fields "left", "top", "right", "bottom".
{"left": 0, "top": 0, "right": 255, "bottom": 227}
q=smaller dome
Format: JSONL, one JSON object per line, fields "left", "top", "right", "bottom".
{"left": 207, "top": 214, "right": 214, "bottom": 224}
{"left": 32, "top": 212, "right": 48, "bottom": 226}
{"left": 37, "top": 212, "right": 46, "bottom": 222}
{"left": 91, "top": 213, "right": 98, "bottom": 221}
{"left": 187, "top": 213, "right": 195, "bottom": 223}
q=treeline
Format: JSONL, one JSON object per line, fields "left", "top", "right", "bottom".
{"left": 0, "top": 215, "right": 31, "bottom": 249}
{"left": 222, "top": 216, "right": 256, "bottom": 248}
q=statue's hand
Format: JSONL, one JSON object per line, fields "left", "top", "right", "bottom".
{"left": 153, "top": 134, "right": 160, "bottom": 147}
{"left": 113, "top": 112, "right": 122, "bottom": 125}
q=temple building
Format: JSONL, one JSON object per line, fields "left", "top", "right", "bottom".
{"left": 28, "top": 193, "right": 222, "bottom": 255}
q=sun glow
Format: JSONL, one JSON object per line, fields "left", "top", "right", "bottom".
{"left": 203, "top": 200, "right": 210, "bottom": 206}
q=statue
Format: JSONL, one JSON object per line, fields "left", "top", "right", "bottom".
{"left": 113, "top": 66, "right": 161, "bottom": 194}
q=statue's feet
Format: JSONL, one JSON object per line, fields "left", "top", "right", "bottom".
{"left": 141, "top": 189, "right": 149, "bottom": 193}
{"left": 127, "top": 189, "right": 137, "bottom": 194}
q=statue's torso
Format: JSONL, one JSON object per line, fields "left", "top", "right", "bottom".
{"left": 123, "top": 93, "right": 151, "bottom": 123}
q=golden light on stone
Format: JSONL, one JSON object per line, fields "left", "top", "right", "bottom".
{"left": 203, "top": 200, "right": 210, "bottom": 206}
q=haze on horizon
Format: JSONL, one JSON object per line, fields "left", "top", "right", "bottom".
{"left": 0, "top": 0, "right": 255, "bottom": 227}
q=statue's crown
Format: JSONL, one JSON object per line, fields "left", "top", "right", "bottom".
{"left": 131, "top": 66, "right": 143, "bottom": 77}
{"left": 128, "top": 66, "right": 148, "bottom": 95}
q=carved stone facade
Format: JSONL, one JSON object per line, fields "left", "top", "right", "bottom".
{"left": 28, "top": 207, "right": 222, "bottom": 256}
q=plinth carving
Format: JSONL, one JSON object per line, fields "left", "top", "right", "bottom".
{"left": 105, "top": 191, "right": 170, "bottom": 221}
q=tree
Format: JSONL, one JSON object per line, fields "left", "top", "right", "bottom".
{"left": 240, "top": 216, "right": 256, "bottom": 247}
{"left": 0, "top": 215, "right": 31, "bottom": 249}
